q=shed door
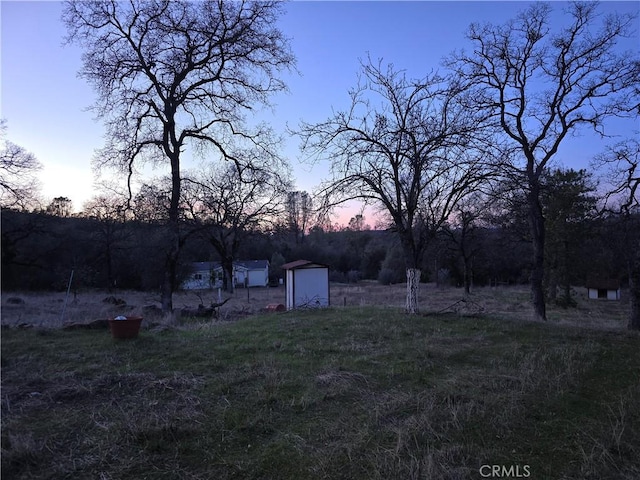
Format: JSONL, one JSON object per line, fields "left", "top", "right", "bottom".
{"left": 294, "top": 268, "right": 329, "bottom": 308}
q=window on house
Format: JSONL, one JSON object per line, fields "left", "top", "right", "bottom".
{"left": 597, "top": 289, "right": 607, "bottom": 299}
{"left": 195, "top": 274, "right": 202, "bottom": 280}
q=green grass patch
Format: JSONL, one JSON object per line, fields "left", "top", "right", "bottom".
{"left": 2, "top": 307, "right": 639, "bottom": 479}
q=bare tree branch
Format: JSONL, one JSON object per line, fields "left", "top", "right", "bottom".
{"left": 296, "top": 58, "right": 496, "bottom": 313}
{"left": 447, "top": 1, "right": 640, "bottom": 321}
{"left": 63, "top": 0, "right": 294, "bottom": 311}
{"left": 0, "top": 120, "right": 42, "bottom": 210}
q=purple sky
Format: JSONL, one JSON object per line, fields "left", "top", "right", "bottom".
{"left": 2, "top": 1, "right": 638, "bottom": 219}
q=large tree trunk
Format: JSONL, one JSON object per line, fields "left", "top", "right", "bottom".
{"left": 161, "top": 151, "right": 182, "bottom": 313}
{"left": 528, "top": 187, "right": 547, "bottom": 321}
{"left": 161, "top": 253, "right": 175, "bottom": 312}
{"left": 222, "top": 258, "right": 235, "bottom": 294}
{"left": 463, "top": 256, "right": 472, "bottom": 295}
{"left": 629, "top": 239, "right": 640, "bottom": 330}
{"left": 161, "top": 221, "right": 180, "bottom": 313}
{"left": 406, "top": 268, "right": 420, "bottom": 314}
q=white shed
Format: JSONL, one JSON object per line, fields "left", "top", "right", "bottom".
{"left": 234, "top": 260, "right": 269, "bottom": 287}
{"left": 282, "top": 260, "right": 330, "bottom": 310}
{"left": 586, "top": 279, "right": 621, "bottom": 301}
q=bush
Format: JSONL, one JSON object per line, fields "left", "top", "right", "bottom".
{"left": 378, "top": 268, "right": 403, "bottom": 285}
{"left": 329, "top": 271, "right": 347, "bottom": 283}
{"left": 346, "top": 270, "right": 361, "bottom": 283}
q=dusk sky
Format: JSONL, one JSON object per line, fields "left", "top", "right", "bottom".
{"left": 2, "top": 1, "right": 638, "bottom": 218}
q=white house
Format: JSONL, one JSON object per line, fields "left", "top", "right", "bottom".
{"left": 182, "top": 260, "right": 269, "bottom": 290}
{"left": 234, "top": 260, "right": 270, "bottom": 287}
{"left": 586, "top": 279, "right": 621, "bottom": 301}
{"left": 282, "top": 260, "right": 329, "bottom": 310}
{"left": 182, "top": 262, "right": 219, "bottom": 290}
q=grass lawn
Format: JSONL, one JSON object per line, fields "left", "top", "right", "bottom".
{"left": 2, "top": 307, "right": 639, "bottom": 479}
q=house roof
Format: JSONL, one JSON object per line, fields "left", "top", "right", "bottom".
{"left": 188, "top": 260, "right": 268, "bottom": 273}
{"left": 282, "top": 259, "right": 329, "bottom": 270}
{"left": 189, "top": 261, "right": 219, "bottom": 272}
{"left": 235, "top": 260, "right": 269, "bottom": 270}
{"left": 586, "top": 278, "right": 620, "bottom": 290}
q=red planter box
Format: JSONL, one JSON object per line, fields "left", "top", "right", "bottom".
{"left": 265, "top": 303, "right": 286, "bottom": 312}
{"left": 108, "top": 316, "right": 143, "bottom": 339}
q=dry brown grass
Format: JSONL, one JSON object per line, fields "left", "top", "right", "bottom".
{"left": 333, "top": 282, "right": 630, "bottom": 330}
{"left": 0, "top": 288, "right": 287, "bottom": 328}
{"left": 1, "top": 281, "right": 630, "bottom": 330}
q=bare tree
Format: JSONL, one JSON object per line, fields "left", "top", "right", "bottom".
{"left": 63, "top": 0, "right": 294, "bottom": 311}
{"left": 82, "top": 195, "right": 131, "bottom": 291}
{"left": 182, "top": 155, "right": 290, "bottom": 293}
{"left": 448, "top": 2, "right": 639, "bottom": 321}
{"left": 132, "top": 182, "right": 171, "bottom": 224}
{"left": 298, "top": 59, "right": 494, "bottom": 313}
{"left": 286, "top": 190, "right": 312, "bottom": 244}
{"left": 0, "top": 120, "right": 42, "bottom": 210}
{"left": 594, "top": 138, "right": 640, "bottom": 330}
{"left": 347, "top": 213, "right": 367, "bottom": 232}
{"left": 442, "top": 193, "right": 491, "bottom": 295}
{"left": 46, "top": 197, "right": 73, "bottom": 217}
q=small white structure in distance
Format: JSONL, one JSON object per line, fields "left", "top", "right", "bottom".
{"left": 586, "top": 278, "right": 621, "bottom": 301}
{"left": 282, "top": 260, "right": 330, "bottom": 310}
{"left": 234, "top": 260, "right": 270, "bottom": 288}
{"left": 182, "top": 260, "right": 269, "bottom": 290}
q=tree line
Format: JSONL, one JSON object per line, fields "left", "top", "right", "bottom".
{"left": 2, "top": 172, "right": 638, "bottom": 300}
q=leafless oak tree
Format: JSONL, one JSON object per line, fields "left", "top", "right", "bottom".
{"left": 64, "top": 0, "right": 294, "bottom": 311}
{"left": 0, "top": 120, "right": 42, "bottom": 210}
{"left": 182, "top": 155, "right": 290, "bottom": 293}
{"left": 448, "top": 2, "right": 639, "bottom": 321}
{"left": 286, "top": 190, "right": 312, "bottom": 244}
{"left": 442, "top": 193, "right": 492, "bottom": 296}
{"left": 594, "top": 138, "right": 640, "bottom": 330}
{"left": 46, "top": 197, "right": 73, "bottom": 218}
{"left": 298, "top": 59, "right": 495, "bottom": 313}
{"left": 132, "top": 182, "right": 171, "bottom": 224}
{"left": 82, "top": 195, "right": 131, "bottom": 291}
